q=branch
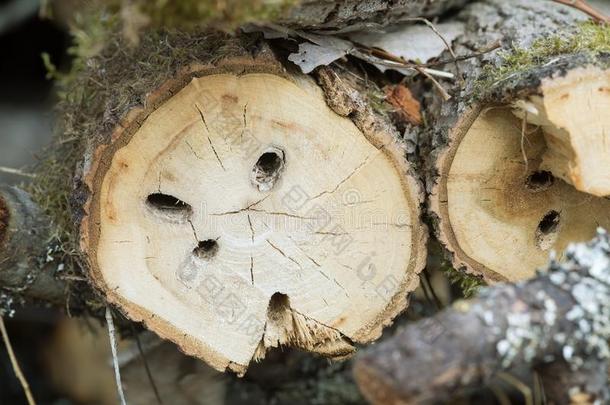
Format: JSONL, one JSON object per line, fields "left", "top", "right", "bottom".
{"left": 354, "top": 229, "right": 610, "bottom": 404}
{"left": 0, "top": 186, "right": 66, "bottom": 309}
{"left": 0, "top": 315, "right": 36, "bottom": 404}
{"left": 552, "top": 0, "right": 610, "bottom": 23}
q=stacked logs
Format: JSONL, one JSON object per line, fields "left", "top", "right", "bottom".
{"left": 0, "top": 0, "right": 609, "bottom": 403}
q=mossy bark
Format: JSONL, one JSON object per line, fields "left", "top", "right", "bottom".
{"left": 59, "top": 0, "right": 471, "bottom": 32}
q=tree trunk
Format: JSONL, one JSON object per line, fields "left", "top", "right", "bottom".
{"left": 52, "top": 0, "right": 471, "bottom": 37}
{"left": 425, "top": 0, "right": 610, "bottom": 283}
{"left": 354, "top": 229, "right": 610, "bottom": 404}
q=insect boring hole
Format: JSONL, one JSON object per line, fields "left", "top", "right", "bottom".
{"left": 193, "top": 239, "right": 219, "bottom": 260}
{"left": 535, "top": 210, "right": 561, "bottom": 250}
{"left": 525, "top": 170, "right": 555, "bottom": 192}
{"left": 146, "top": 193, "right": 192, "bottom": 220}
{"left": 267, "top": 292, "right": 291, "bottom": 320}
{"left": 251, "top": 149, "right": 285, "bottom": 192}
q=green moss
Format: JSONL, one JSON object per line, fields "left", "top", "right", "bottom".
{"left": 134, "top": 0, "right": 297, "bottom": 31}
{"left": 478, "top": 21, "right": 610, "bottom": 91}
{"left": 367, "top": 84, "right": 393, "bottom": 119}
{"left": 442, "top": 265, "right": 485, "bottom": 298}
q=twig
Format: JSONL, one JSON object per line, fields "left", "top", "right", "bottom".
{"left": 421, "top": 269, "right": 443, "bottom": 310}
{"left": 551, "top": 0, "right": 610, "bottom": 23}
{"left": 352, "top": 46, "right": 455, "bottom": 78}
{"left": 422, "top": 41, "right": 502, "bottom": 68}
{"left": 497, "top": 372, "right": 533, "bottom": 405}
{"left": 520, "top": 110, "right": 530, "bottom": 175}
{"left": 354, "top": 40, "right": 500, "bottom": 81}
{"left": 0, "top": 166, "right": 36, "bottom": 178}
{"left": 415, "top": 66, "right": 451, "bottom": 101}
{"left": 0, "top": 316, "right": 36, "bottom": 405}
{"left": 404, "top": 17, "right": 463, "bottom": 82}
{"left": 106, "top": 307, "right": 127, "bottom": 405}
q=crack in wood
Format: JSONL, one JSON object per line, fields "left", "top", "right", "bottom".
{"left": 309, "top": 152, "right": 374, "bottom": 201}
{"left": 194, "top": 104, "right": 225, "bottom": 171}
{"left": 266, "top": 239, "right": 304, "bottom": 272}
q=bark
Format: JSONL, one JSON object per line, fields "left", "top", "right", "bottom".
{"left": 275, "top": 0, "right": 471, "bottom": 31}
{"left": 354, "top": 229, "right": 610, "bottom": 405}
{"left": 53, "top": 0, "right": 472, "bottom": 40}
{"left": 424, "top": 0, "right": 610, "bottom": 282}
{"left": 0, "top": 186, "right": 66, "bottom": 309}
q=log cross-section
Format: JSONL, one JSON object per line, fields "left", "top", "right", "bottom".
{"left": 432, "top": 105, "right": 610, "bottom": 282}
{"left": 79, "top": 52, "right": 426, "bottom": 374}
{"left": 513, "top": 66, "right": 610, "bottom": 197}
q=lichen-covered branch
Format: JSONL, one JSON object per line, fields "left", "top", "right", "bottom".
{"left": 354, "top": 229, "right": 610, "bottom": 404}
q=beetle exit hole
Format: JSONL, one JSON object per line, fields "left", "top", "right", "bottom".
{"left": 251, "top": 148, "right": 285, "bottom": 192}
{"left": 535, "top": 210, "right": 561, "bottom": 250}
{"left": 193, "top": 239, "right": 219, "bottom": 260}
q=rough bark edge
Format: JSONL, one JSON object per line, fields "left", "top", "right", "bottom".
{"left": 316, "top": 66, "right": 428, "bottom": 343}
{"left": 427, "top": 104, "right": 507, "bottom": 284}
{"left": 79, "top": 50, "right": 427, "bottom": 373}
{"left": 276, "top": 0, "right": 470, "bottom": 31}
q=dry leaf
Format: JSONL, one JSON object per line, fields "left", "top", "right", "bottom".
{"left": 385, "top": 84, "right": 423, "bottom": 126}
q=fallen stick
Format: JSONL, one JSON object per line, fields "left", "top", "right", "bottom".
{"left": 0, "top": 316, "right": 36, "bottom": 405}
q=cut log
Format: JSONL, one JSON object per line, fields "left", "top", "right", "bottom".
{"left": 354, "top": 229, "right": 610, "bottom": 405}
{"left": 426, "top": 0, "right": 610, "bottom": 282}
{"left": 20, "top": 32, "right": 428, "bottom": 374}
{"left": 512, "top": 67, "right": 610, "bottom": 197}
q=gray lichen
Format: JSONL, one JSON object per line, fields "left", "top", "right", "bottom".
{"left": 483, "top": 228, "right": 610, "bottom": 371}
